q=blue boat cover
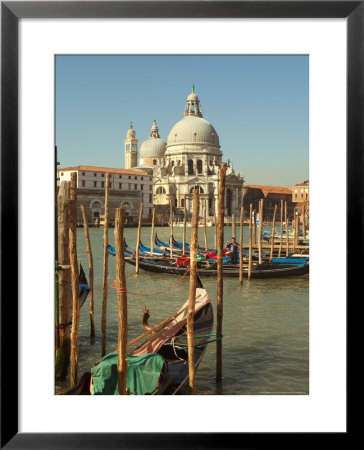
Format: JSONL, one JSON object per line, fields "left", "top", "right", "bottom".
{"left": 272, "top": 257, "right": 309, "bottom": 265}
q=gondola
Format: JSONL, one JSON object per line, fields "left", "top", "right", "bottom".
{"left": 78, "top": 263, "right": 90, "bottom": 308}
{"left": 64, "top": 276, "right": 214, "bottom": 395}
{"left": 108, "top": 241, "right": 169, "bottom": 259}
{"left": 155, "top": 234, "right": 184, "bottom": 253}
{"left": 123, "top": 255, "right": 309, "bottom": 278}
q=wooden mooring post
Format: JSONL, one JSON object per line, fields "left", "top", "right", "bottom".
{"left": 258, "top": 199, "right": 263, "bottom": 264}
{"left": 239, "top": 206, "right": 244, "bottom": 285}
{"left": 114, "top": 208, "right": 128, "bottom": 395}
{"left": 203, "top": 198, "right": 208, "bottom": 250}
{"left": 285, "top": 201, "right": 289, "bottom": 257}
{"left": 278, "top": 199, "right": 283, "bottom": 258}
{"left": 101, "top": 172, "right": 110, "bottom": 357}
{"left": 55, "top": 180, "right": 72, "bottom": 380}
{"left": 216, "top": 162, "right": 226, "bottom": 382}
{"left": 81, "top": 205, "right": 95, "bottom": 339}
{"left": 302, "top": 202, "right": 306, "bottom": 239}
{"left": 69, "top": 227, "right": 80, "bottom": 388}
{"left": 253, "top": 209, "right": 257, "bottom": 245}
{"left": 169, "top": 199, "right": 174, "bottom": 259}
{"left": 270, "top": 204, "right": 277, "bottom": 261}
{"left": 150, "top": 207, "right": 155, "bottom": 256}
{"left": 135, "top": 202, "right": 144, "bottom": 274}
{"left": 232, "top": 214, "right": 236, "bottom": 238}
{"left": 187, "top": 189, "right": 199, "bottom": 394}
{"left": 214, "top": 214, "right": 218, "bottom": 250}
{"left": 248, "top": 203, "right": 253, "bottom": 281}
{"left": 183, "top": 195, "right": 187, "bottom": 255}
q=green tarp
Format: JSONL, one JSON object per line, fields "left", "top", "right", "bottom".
{"left": 91, "top": 352, "right": 166, "bottom": 395}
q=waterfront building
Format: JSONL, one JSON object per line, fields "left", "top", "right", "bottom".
{"left": 292, "top": 180, "right": 309, "bottom": 205}
{"left": 124, "top": 87, "right": 244, "bottom": 220}
{"left": 243, "top": 185, "right": 294, "bottom": 221}
{"left": 57, "top": 165, "right": 153, "bottom": 224}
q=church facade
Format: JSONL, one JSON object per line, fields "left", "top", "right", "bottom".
{"left": 124, "top": 88, "right": 244, "bottom": 220}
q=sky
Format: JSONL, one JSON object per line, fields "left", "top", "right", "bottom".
{"left": 55, "top": 55, "right": 308, "bottom": 187}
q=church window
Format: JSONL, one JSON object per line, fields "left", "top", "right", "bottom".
{"left": 156, "top": 187, "right": 166, "bottom": 195}
{"left": 188, "top": 160, "right": 194, "bottom": 175}
{"left": 190, "top": 186, "right": 204, "bottom": 194}
{"left": 181, "top": 199, "right": 184, "bottom": 207}
{"left": 153, "top": 160, "right": 157, "bottom": 165}
{"left": 197, "top": 159, "right": 203, "bottom": 174}
{"left": 122, "top": 202, "right": 130, "bottom": 209}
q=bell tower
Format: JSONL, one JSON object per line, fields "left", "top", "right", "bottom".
{"left": 124, "top": 123, "right": 138, "bottom": 169}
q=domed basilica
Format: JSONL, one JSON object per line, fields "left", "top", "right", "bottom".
{"left": 124, "top": 88, "right": 244, "bottom": 219}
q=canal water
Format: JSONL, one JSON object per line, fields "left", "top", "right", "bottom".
{"left": 56, "top": 225, "right": 309, "bottom": 395}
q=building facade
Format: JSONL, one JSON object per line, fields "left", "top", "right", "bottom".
{"left": 124, "top": 88, "right": 244, "bottom": 220}
{"left": 243, "top": 185, "right": 294, "bottom": 221}
{"left": 292, "top": 180, "right": 309, "bottom": 204}
{"left": 57, "top": 165, "right": 153, "bottom": 224}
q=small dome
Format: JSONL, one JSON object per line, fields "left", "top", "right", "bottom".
{"left": 140, "top": 120, "right": 166, "bottom": 158}
{"left": 140, "top": 137, "right": 166, "bottom": 158}
{"left": 167, "top": 116, "right": 220, "bottom": 147}
{"left": 187, "top": 92, "right": 199, "bottom": 101}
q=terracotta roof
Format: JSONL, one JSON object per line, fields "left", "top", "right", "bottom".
{"left": 57, "top": 165, "right": 150, "bottom": 177}
{"left": 244, "top": 185, "right": 292, "bottom": 195}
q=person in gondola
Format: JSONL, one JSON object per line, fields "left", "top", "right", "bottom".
{"left": 225, "top": 237, "right": 240, "bottom": 265}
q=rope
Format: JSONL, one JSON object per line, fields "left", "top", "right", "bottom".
{"left": 111, "top": 267, "right": 193, "bottom": 297}
{"left": 172, "top": 334, "right": 223, "bottom": 350}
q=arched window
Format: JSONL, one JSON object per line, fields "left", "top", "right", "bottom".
{"left": 188, "top": 160, "right": 194, "bottom": 175}
{"left": 91, "top": 201, "right": 101, "bottom": 208}
{"left": 190, "top": 186, "right": 204, "bottom": 194}
{"left": 197, "top": 159, "right": 203, "bottom": 174}
{"left": 156, "top": 187, "right": 166, "bottom": 195}
{"left": 122, "top": 202, "right": 130, "bottom": 208}
{"left": 181, "top": 198, "right": 184, "bottom": 207}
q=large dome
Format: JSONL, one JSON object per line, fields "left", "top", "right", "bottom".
{"left": 167, "top": 116, "right": 220, "bottom": 147}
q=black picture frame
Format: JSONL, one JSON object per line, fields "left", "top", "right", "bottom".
{"left": 1, "top": 1, "right": 357, "bottom": 448}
